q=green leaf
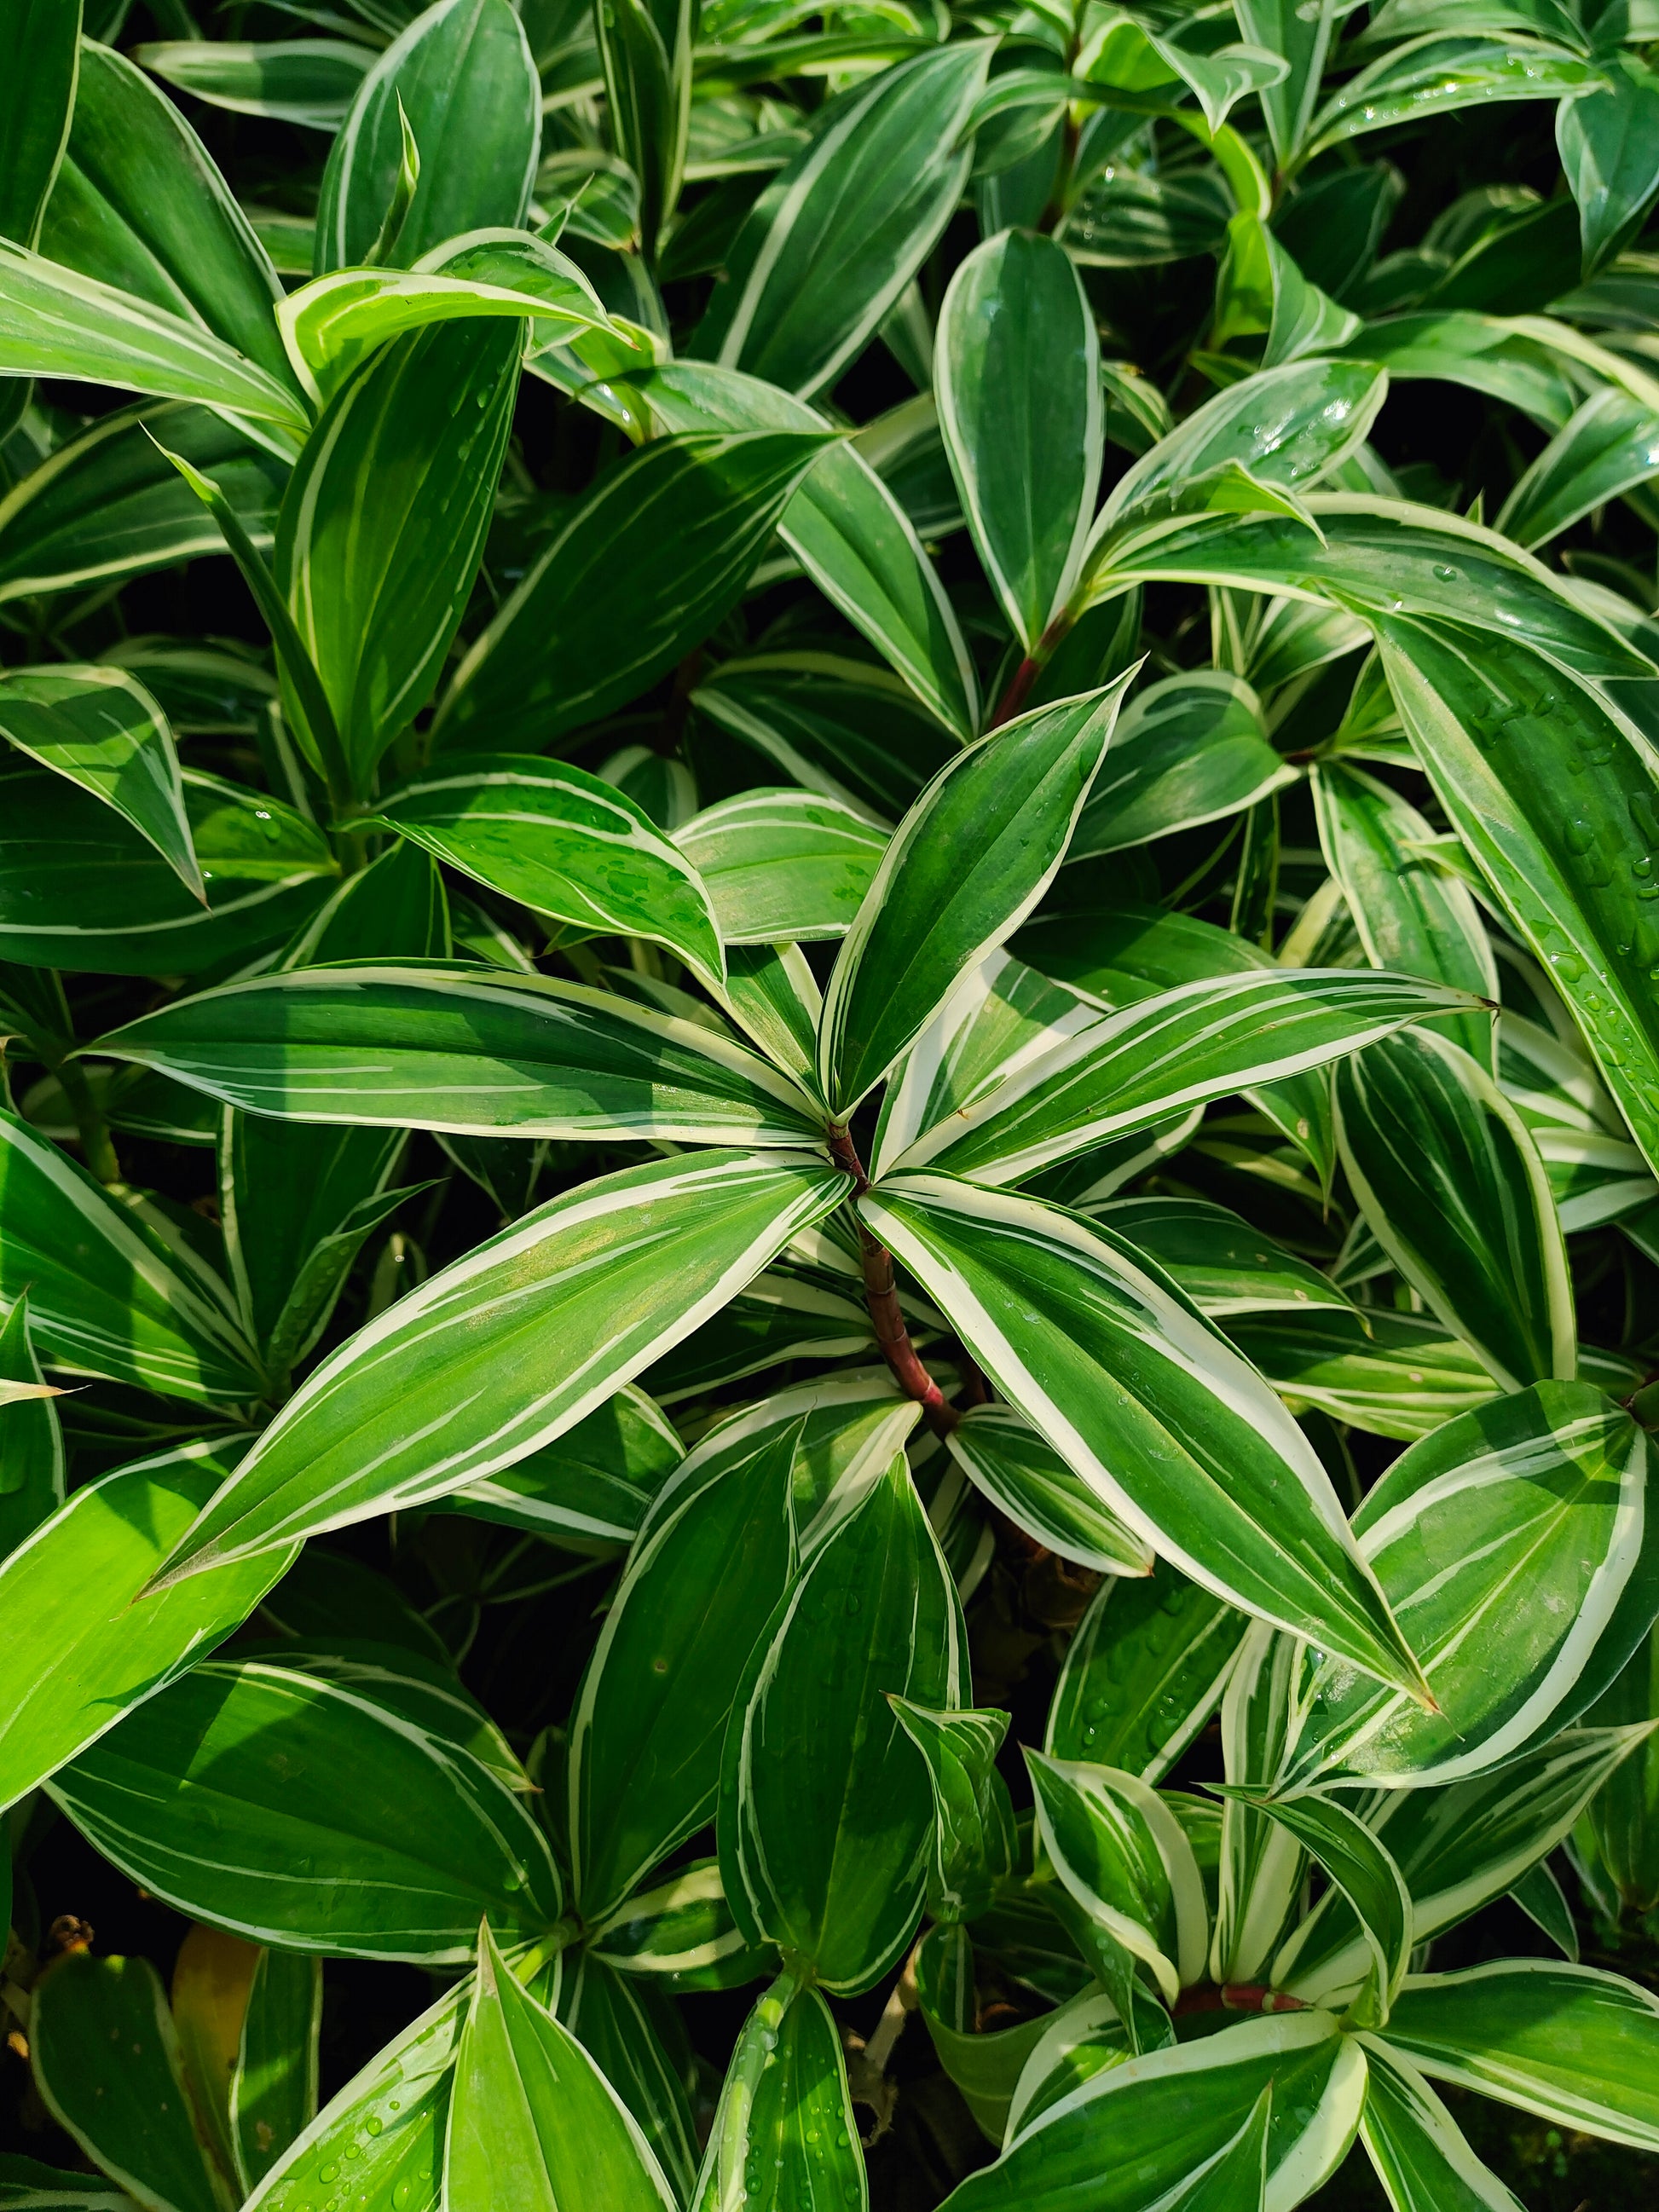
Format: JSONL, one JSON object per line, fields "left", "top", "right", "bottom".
{"left": 588, "top": 1859, "right": 773, "bottom": 1994}
{"left": 1284, "top": 1382, "right": 1649, "bottom": 1788}
{"left": 278, "top": 318, "right": 522, "bottom": 794}
{"left": 1048, "top": 1561, "right": 1246, "bottom": 1779}
{"left": 41, "top": 40, "right": 295, "bottom": 393}
{"left": 1498, "top": 385, "right": 1659, "bottom": 548}
{"left": 1026, "top": 1749, "right": 1208, "bottom": 2013}
{"left": 887, "top": 968, "right": 1476, "bottom": 1187}
{"left": 241, "top": 1971, "right": 469, "bottom": 2212}
{"left": 0, "top": 240, "right": 308, "bottom": 435}
{"left": 596, "top": 0, "right": 692, "bottom": 263}
{"left": 1311, "top": 759, "right": 1499, "bottom": 1069}
{"left": 280, "top": 236, "right": 611, "bottom": 401}
{"left": 1275, "top": 1724, "right": 1656, "bottom": 2006}
{"left": 631, "top": 361, "right": 980, "bottom": 738}
{"left": 1337, "top": 311, "right": 1578, "bottom": 433}
{"left": 100, "top": 963, "right": 824, "bottom": 1144}
{"left": 1226, "top": 1308, "right": 1499, "bottom": 1443}
{"left": 434, "top": 430, "right": 835, "bottom": 758}
{"left": 0, "top": 764, "right": 332, "bottom": 976}
{"left": 674, "top": 788, "right": 887, "bottom": 944}
{"left": 1298, "top": 36, "right": 1597, "bottom": 169}
{"left": 1211, "top": 1626, "right": 1305, "bottom": 1990}
{"left": 50, "top": 1659, "right": 563, "bottom": 1961}
{"left": 1580, "top": 1622, "right": 1659, "bottom": 1914}
{"left": 0, "top": 663, "right": 199, "bottom": 896}
{"left": 692, "top": 657, "right": 956, "bottom": 828}
{"left": 692, "top": 1975, "right": 866, "bottom": 2212}
{"left": 0, "top": 1293, "right": 65, "bottom": 1562}
{"left": 935, "top": 228, "right": 1101, "bottom": 651}
{"left": 1098, "top": 1196, "right": 1355, "bottom": 1320}
{"left": 945, "top": 1402, "right": 1154, "bottom": 1576}
{"left": 889, "top": 1699, "right": 1017, "bottom": 1925}
{"left": 720, "top": 1446, "right": 965, "bottom": 1995}
{"left": 136, "top": 38, "right": 377, "bottom": 134}
{"left": 315, "top": 0, "right": 540, "bottom": 273}
{"left": 0, "top": 1, "right": 78, "bottom": 248}
{"left": 1379, "top": 1961, "right": 1659, "bottom": 2150}
{"left": 1357, "top": 2036, "right": 1527, "bottom": 2212}
{"left": 1558, "top": 57, "right": 1659, "bottom": 279}
{"left": 447, "top": 1922, "right": 676, "bottom": 2211}
{"left": 1211, "top": 212, "right": 1361, "bottom": 370}
{"left": 1234, "top": 0, "right": 1340, "bottom": 170}
{"left": 940, "top": 2011, "right": 1363, "bottom": 2210}
{"left": 691, "top": 41, "right": 995, "bottom": 399}
{"left": 720, "top": 941, "right": 824, "bottom": 1089}
{"left": 1067, "top": 671, "right": 1297, "bottom": 859}
{"left": 858, "top": 1175, "right": 1427, "bottom": 1698}
{"left": 0, "top": 1438, "right": 287, "bottom": 1812}
{"left": 1337, "top": 1031, "right": 1572, "bottom": 1390}
{"left": 1372, "top": 612, "right": 1659, "bottom": 1178}
{"left": 555, "top": 1955, "right": 698, "bottom": 2200}
{"left": 148, "top": 1149, "right": 848, "bottom": 1580}
{"left": 818, "top": 680, "right": 1131, "bottom": 1117}
{"left": 448, "top": 1383, "right": 682, "bottom": 1546}
{"left": 0, "top": 401, "right": 285, "bottom": 605}
{"left": 31, "top": 1952, "right": 220, "bottom": 2212}
{"left": 1229, "top": 1788, "right": 1410, "bottom": 2028}
{"left": 233, "top": 1949, "right": 321, "bottom": 2193}
{"left": 372, "top": 756, "right": 731, "bottom": 985}
{"left": 0, "top": 1107, "right": 260, "bottom": 1401}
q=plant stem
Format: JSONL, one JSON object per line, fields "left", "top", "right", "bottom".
{"left": 1172, "top": 1984, "right": 1309, "bottom": 2017}
{"left": 829, "top": 1123, "right": 959, "bottom": 1440}
{"left": 54, "top": 1056, "right": 120, "bottom": 1185}
{"left": 986, "top": 609, "right": 1075, "bottom": 730}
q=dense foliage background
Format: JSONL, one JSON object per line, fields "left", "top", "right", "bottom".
{"left": 5, "top": 1, "right": 1659, "bottom": 2208}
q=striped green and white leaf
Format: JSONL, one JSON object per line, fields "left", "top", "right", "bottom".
{"left": 0, "top": 1294, "right": 64, "bottom": 1560}
{"left": 446, "top": 1923, "right": 676, "bottom": 2212}
{"left": 692, "top": 40, "right": 994, "bottom": 400}
{"left": 588, "top": 1860, "right": 773, "bottom": 1994}
{"left": 1097, "top": 1196, "right": 1354, "bottom": 1319}
{"left": 97, "top": 966, "right": 824, "bottom": 1143}
{"left": 434, "top": 431, "right": 835, "bottom": 756}
{"left": 1211, "top": 1626, "right": 1306, "bottom": 1991}
{"left": 1297, "top": 37, "right": 1598, "bottom": 168}
{"left": 0, "top": 0, "right": 78, "bottom": 249}
{"left": 31, "top": 1952, "right": 221, "bottom": 2212}
{"left": 0, "top": 663, "right": 199, "bottom": 895}
{"left": 720, "top": 941, "right": 824, "bottom": 1089}
{"left": 627, "top": 361, "right": 979, "bottom": 739}
{"left": 136, "top": 36, "right": 376, "bottom": 133}
{"left": 1047, "top": 1562, "right": 1247, "bottom": 1781}
{"left": 642, "top": 1262, "right": 876, "bottom": 1403}
{"left": 883, "top": 967, "right": 1477, "bottom": 1187}
{"left": 0, "top": 1437, "right": 283, "bottom": 1813}
{"left": 1378, "top": 1961, "right": 1659, "bottom": 2151}
{"left": 889, "top": 1699, "right": 1017, "bottom": 1926}
{"left": 673, "top": 789, "right": 888, "bottom": 944}
{"left": 1373, "top": 612, "right": 1659, "bottom": 1180}
{"left": 1274, "top": 1724, "right": 1659, "bottom": 2008}
{"left": 1311, "top": 759, "right": 1498, "bottom": 1070}
{"left": 1336, "top": 1031, "right": 1573, "bottom": 1391}
{"left": 1227, "top": 1788, "right": 1410, "bottom": 2028}
{"left": 1226, "top": 1308, "right": 1499, "bottom": 1442}
{"left": 691, "top": 1975, "right": 866, "bottom": 2212}
{"left": 0, "top": 1109, "right": 260, "bottom": 1402}
{"left": 50, "top": 1660, "right": 564, "bottom": 1963}
{"left": 999, "top": 1982, "right": 1172, "bottom": 2146}
{"left": 279, "top": 234, "right": 611, "bottom": 400}
{"left": 1284, "top": 1382, "right": 1649, "bottom": 1789}
{"left": 1357, "top": 2039, "right": 1529, "bottom": 2212}
{"left": 860, "top": 1175, "right": 1425, "bottom": 1696}
{"left": 945, "top": 1402, "right": 1154, "bottom": 1576}
{"left": 553, "top": 1955, "right": 698, "bottom": 2201}
{"left": 1026, "top": 1750, "right": 1208, "bottom": 2013}
{"left": 1498, "top": 385, "right": 1659, "bottom": 550}
{"left": 233, "top": 1947, "right": 322, "bottom": 2192}
{"left": 818, "top": 679, "right": 1132, "bottom": 1116}
{"left": 935, "top": 228, "right": 1101, "bottom": 650}
{"left": 941, "top": 2011, "right": 1365, "bottom": 2211}
{"left": 1085, "top": 502, "right": 1648, "bottom": 682}
{"left": 148, "top": 1150, "right": 848, "bottom": 1582}
{"left": 448, "top": 1385, "right": 682, "bottom": 1547}
{"left": 315, "top": 0, "right": 540, "bottom": 274}
{"left": 0, "top": 763, "right": 332, "bottom": 977}
{"left": 720, "top": 1447, "right": 965, "bottom": 1995}
{"left": 1069, "top": 672, "right": 1297, "bottom": 860}
{"left": 246, "top": 1643, "right": 529, "bottom": 1799}
{"left": 277, "top": 318, "right": 522, "bottom": 794}
{"left": 371, "top": 759, "right": 728, "bottom": 989}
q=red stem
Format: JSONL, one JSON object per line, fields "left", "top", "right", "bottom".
{"left": 1173, "top": 1984, "right": 1308, "bottom": 2018}
{"left": 986, "top": 611, "right": 1076, "bottom": 731}
{"left": 829, "top": 1124, "right": 959, "bottom": 1441}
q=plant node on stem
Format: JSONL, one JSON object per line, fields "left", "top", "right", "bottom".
{"left": 828, "top": 1123, "right": 960, "bottom": 1440}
